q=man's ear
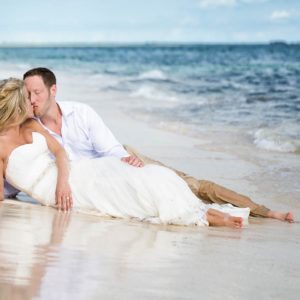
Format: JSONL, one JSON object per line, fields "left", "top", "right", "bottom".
{"left": 50, "top": 84, "right": 57, "bottom": 97}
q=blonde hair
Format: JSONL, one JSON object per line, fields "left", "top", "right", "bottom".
{"left": 0, "top": 78, "right": 28, "bottom": 131}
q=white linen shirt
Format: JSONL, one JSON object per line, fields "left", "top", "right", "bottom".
{"left": 41, "top": 101, "right": 129, "bottom": 161}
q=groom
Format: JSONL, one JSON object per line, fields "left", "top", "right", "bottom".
{"left": 4, "top": 67, "right": 291, "bottom": 221}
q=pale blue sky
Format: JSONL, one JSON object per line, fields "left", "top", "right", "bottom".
{"left": 0, "top": 0, "right": 299, "bottom": 44}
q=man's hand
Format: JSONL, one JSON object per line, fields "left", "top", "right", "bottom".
{"left": 121, "top": 155, "right": 144, "bottom": 168}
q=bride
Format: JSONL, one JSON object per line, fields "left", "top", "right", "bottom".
{"left": 0, "top": 78, "right": 250, "bottom": 228}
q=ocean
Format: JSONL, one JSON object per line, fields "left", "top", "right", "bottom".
{"left": 1, "top": 44, "right": 299, "bottom": 154}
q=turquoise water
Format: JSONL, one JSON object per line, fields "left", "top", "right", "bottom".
{"left": 1, "top": 44, "right": 300, "bottom": 152}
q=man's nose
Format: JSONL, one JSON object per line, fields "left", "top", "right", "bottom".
{"left": 29, "top": 93, "right": 36, "bottom": 104}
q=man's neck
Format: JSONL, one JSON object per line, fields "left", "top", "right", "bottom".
{"left": 40, "top": 103, "right": 63, "bottom": 136}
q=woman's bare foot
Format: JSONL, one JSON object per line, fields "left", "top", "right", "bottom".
{"left": 224, "top": 215, "right": 243, "bottom": 229}
{"left": 267, "top": 211, "right": 294, "bottom": 223}
{"left": 206, "top": 209, "right": 245, "bottom": 228}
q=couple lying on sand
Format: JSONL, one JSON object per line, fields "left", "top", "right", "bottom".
{"left": 0, "top": 68, "right": 294, "bottom": 229}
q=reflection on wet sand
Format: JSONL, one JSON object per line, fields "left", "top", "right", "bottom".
{"left": 0, "top": 200, "right": 204, "bottom": 299}
{"left": 0, "top": 200, "right": 299, "bottom": 300}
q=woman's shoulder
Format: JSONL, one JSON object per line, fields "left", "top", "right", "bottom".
{"left": 21, "top": 118, "right": 39, "bottom": 128}
{"left": 21, "top": 119, "right": 46, "bottom": 140}
{"left": 21, "top": 118, "right": 46, "bottom": 134}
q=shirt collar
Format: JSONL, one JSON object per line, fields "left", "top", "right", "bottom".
{"left": 35, "top": 101, "right": 74, "bottom": 134}
{"left": 57, "top": 101, "right": 75, "bottom": 117}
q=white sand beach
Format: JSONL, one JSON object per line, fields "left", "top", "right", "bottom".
{"left": 0, "top": 69, "right": 300, "bottom": 300}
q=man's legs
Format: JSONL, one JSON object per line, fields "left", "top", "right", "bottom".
{"left": 124, "top": 145, "right": 270, "bottom": 218}
{"left": 196, "top": 180, "right": 270, "bottom": 217}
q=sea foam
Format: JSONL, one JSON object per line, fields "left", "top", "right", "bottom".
{"left": 138, "top": 69, "right": 167, "bottom": 80}
{"left": 253, "top": 128, "right": 300, "bottom": 153}
{"left": 130, "top": 85, "right": 178, "bottom": 103}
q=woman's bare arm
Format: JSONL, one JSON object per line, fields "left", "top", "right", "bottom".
{"left": 26, "top": 119, "right": 73, "bottom": 211}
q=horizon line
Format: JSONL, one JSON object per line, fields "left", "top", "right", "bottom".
{"left": 0, "top": 40, "right": 299, "bottom": 48}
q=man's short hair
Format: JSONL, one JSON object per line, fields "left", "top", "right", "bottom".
{"left": 23, "top": 67, "right": 56, "bottom": 88}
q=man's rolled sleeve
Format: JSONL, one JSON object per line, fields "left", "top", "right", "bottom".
{"left": 84, "top": 105, "right": 129, "bottom": 158}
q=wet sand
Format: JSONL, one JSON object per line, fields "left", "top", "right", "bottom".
{"left": 1, "top": 200, "right": 299, "bottom": 300}
{"left": 1, "top": 110, "right": 300, "bottom": 300}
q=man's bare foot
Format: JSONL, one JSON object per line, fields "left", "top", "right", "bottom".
{"left": 224, "top": 215, "right": 243, "bottom": 229}
{"left": 267, "top": 211, "right": 294, "bottom": 223}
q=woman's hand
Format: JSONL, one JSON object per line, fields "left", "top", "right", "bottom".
{"left": 55, "top": 181, "right": 73, "bottom": 211}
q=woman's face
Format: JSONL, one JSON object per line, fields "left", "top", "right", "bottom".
{"left": 23, "top": 87, "right": 34, "bottom": 118}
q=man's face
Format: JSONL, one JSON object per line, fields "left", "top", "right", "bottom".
{"left": 24, "top": 75, "right": 56, "bottom": 118}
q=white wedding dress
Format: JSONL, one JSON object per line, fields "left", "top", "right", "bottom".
{"left": 5, "top": 132, "right": 250, "bottom": 226}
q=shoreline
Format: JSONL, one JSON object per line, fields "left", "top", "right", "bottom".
{"left": 91, "top": 96, "right": 300, "bottom": 213}
{"left": 1, "top": 67, "right": 299, "bottom": 300}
